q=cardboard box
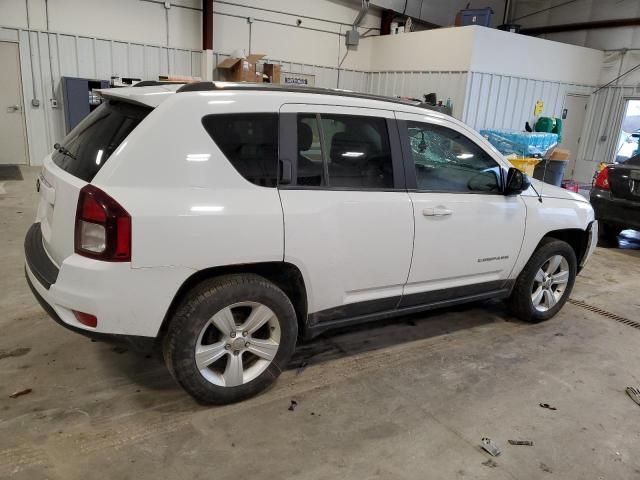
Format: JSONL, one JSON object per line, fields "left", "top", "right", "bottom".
{"left": 217, "top": 54, "right": 265, "bottom": 83}
{"left": 263, "top": 63, "right": 281, "bottom": 84}
{"left": 550, "top": 148, "right": 570, "bottom": 160}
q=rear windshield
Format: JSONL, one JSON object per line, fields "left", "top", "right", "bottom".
{"left": 52, "top": 100, "right": 152, "bottom": 182}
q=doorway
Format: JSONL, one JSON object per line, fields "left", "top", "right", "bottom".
{"left": 614, "top": 98, "right": 640, "bottom": 163}
{"left": 560, "top": 94, "right": 589, "bottom": 180}
{"left": 0, "top": 41, "right": 28, "bottom": 165}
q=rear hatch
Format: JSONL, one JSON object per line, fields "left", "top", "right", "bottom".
{"left": 608, "top": 156, "right": 640, "bottom": 202}
{"left": 36, "top": 99, "right": 152, "bottom": 266}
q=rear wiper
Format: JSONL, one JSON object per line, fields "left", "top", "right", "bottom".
{"left": 53, "top": 142, "right": 76, "bottom": 160}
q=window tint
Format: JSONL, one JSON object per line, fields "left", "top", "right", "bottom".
{"left": 294, "top": 113, "right": 394, "bottom": 189}
{"left": 52, "top": 100, "right": 151, "bottom": 182}
{"left": 202, "top": 113, "right": 278, "bottom": 187}
{"left": 296, "top": 114, "right": 324, "bottom": 186}
{"left": 406, "top": 121, "right": 502, "bottom": 193}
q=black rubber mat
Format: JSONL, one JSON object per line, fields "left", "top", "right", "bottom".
{"left": 0, "top": 165, "right": 23, "bottom": 181}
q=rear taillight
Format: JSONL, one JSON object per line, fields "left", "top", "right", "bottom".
{"left": 75, "top": 185, "right": 131, "bottom": 261}
{"left": 594, "top": 167, "right": 610, "bottom": 190}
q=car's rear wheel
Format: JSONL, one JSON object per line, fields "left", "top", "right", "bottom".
{"left": 508, "top": 238, "right": 577, "bottom": 323}
{"left": 163, "top": 274, "right": 298, "bottom": 405}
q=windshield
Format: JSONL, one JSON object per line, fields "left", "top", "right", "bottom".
{"left": 52, "top": 100, "right": 152, "bottom": 182}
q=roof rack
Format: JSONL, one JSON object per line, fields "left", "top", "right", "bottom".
{"left": 134, "top": 80, "right": 186, "bottom": 87}
{"left": 175, "top": 81, "right": 217, "bottom": 92}
{"left": 174, "top": 81, "right": 447, "bottom": 113}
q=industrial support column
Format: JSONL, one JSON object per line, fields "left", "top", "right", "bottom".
{"left": 201, "top": 0, "right": 214, "bottom": 81}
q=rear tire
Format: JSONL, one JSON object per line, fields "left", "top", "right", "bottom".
{"left": 163, "top": 274, "right": 298, "bottom": 405}
{"left": 508, "top": 238, "right": 577, "bottom": 323}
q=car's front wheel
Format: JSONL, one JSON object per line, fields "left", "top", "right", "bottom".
{"left": 163, "top": 274, "right": 298, "bottom": 404}
{"left": 508, "top": 238, "right": 577, "bottom": 323}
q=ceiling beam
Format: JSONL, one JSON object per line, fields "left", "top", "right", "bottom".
{"left": 521, "top": 18, "right": 640, "bottom": 35}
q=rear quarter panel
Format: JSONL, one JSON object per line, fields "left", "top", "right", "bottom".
{"left": 93, "top": 92, "right": 285, "bottom": 270}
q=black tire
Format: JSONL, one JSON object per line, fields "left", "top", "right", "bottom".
{"left": 508, "top": 238, "right": 577, "bottom": 323}
{"left": 598, "top": 222, "right": 621, "bottom": 246}
{"left": 163, "top": 274, "right": 298, "bottom": 405}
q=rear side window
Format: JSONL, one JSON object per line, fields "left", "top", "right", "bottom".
{"left": 294, "top": 113, "right": 394, "bottom": 189}
{"left": 202, "top": 114, "right": 279, "bottom": 188}
{"left": 52, "top": 100, "right": 151, "bottom": 182}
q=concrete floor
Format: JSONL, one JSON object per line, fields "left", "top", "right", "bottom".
{"left": 2, "top": 167, "right": 640, "bottom": 480}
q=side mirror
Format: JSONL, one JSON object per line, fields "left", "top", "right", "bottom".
{"left": 504, "top": 167, "right": 531, "bottom": 195}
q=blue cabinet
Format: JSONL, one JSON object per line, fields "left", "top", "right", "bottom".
{"left": 62, "top": 77, "right": 110, "bottom": 133}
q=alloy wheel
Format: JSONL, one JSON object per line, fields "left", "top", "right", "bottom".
{"left": 531, "top": 254, "right": 570, "bottom": 312}
{"left": 194, "top": 302, "right": 281, "bottom": 387}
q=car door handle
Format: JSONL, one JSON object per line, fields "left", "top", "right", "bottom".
{"left": 7, "top": 104, "right": 21, "bottom": 112}
{"left": 423, "top": 207, "right": 452, "bottom": 217}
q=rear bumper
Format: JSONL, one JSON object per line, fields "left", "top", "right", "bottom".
{"left": 24, "top": 222, "right": 194, "bottom": 347}
{"left": 590, "top": 188, "right": 640, "bottom": 229}
{"left": 24, "top": 223, "right": 59, "bottom": 289}
{"left": 25, "top": 269, "right": 155, "bottom": 352}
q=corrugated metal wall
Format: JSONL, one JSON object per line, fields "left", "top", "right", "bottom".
{"left": 0, "top": 26, "right": 202, "bottom": 166}
{"left": 368, "top": 71, "right": 468, "bottom": 119}
{"left": 574, "top": 85, "right": 638, "bottom": 183}
{"left": 1, "top": 24, "right": 611, "bottom": 181}
{"left": 462, "top": 72, "right": 593, "bottom": 131}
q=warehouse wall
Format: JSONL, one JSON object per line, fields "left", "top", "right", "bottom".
{"left": 510, "top": 0, "right": 640, "bottom": 181}
{"left": 351, "top": 27, "right": 476, "bottom": 72}
{"left": 0, "top": 0, "right": 620, "bottom": 178}
{"left": 366, "top": 71, "right": 467, "bottom": 118}
{"left": 600, "top": 49, "right": 640, "bottom": 86}
{"left": 572, "top": 85, "right": 640, "bottom": 183}
{"left": 212, "top": 0, "right": 380, "bottom": 67}
{"left": 468, "top": 27, "right": 602, "bottom": 85}
{"left": 511, "top": 0, "right": 640, "bottom": 51}
{"left": 347, "top": 25, "right": 602, "bottom": 83}
{"left": 1, "top": 0, "right": 382, "bottom": 165}
{"left": 214, "top": 53, "right": 352, "bottom": 90}
{"left": 2, "top": 0, "right": 381, "bottom": 67}
{"left": 0, "top": 26, "right": 202, "bottom": 166}
{"left": 1, "top": 0, "right": 202, "bottom": 49}
{"left": 462, "top": 72, "right": 593, "bottom": 131}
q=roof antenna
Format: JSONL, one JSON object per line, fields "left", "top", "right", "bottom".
{"left": 534, "top": 145, "right": 556, "bottom": 203}
{"left": 530, "top": 179, "right": 543, "bottom": 203}
{"left": 527, "top": 153, "right": 549, "bottom": 204}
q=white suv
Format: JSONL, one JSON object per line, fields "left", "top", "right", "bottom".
{"left": 25, "top": 82, "right": 597, "bottom": 404}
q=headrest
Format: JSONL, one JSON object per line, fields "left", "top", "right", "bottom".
{"left": 298, "top": 123, "right": 313, "bottom": 151}
{"left": 330, "top": 132, "right": 368, "bottom": 163}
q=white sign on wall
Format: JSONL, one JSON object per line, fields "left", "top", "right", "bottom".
{"left": 281, "top": 72, "right": 315, "bottom": 87}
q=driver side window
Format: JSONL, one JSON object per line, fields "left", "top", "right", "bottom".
{"left": 406, "top": 121, "right": 502, "bottom": 193}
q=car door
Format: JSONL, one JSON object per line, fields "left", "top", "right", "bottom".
{"left": 395, "top": 111, "right": 526, "bottom": 308}
{"left": 278, "top": 104, "right": 414, "bottom": 325}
